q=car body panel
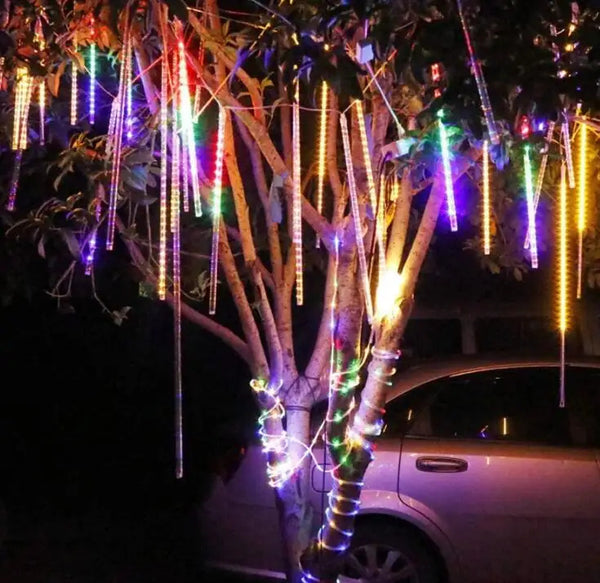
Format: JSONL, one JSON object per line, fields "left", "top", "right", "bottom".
{"left": 398, "top": 437, "right": 600, "bottom": 583}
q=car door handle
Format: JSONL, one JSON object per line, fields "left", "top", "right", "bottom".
{"left": 416, "top": 456, "right": 468, "bottom": 473}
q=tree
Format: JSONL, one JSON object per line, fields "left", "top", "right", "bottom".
{"left": 1, "top": 1, "right": 600, "bottom": 582}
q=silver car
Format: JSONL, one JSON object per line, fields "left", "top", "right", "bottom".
{"left": 202, "top": 357, "right": 600, "bottom": 583}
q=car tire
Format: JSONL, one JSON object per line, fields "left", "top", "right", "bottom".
{"left": 339, "top": 521, "right": 441, "bottom": 583}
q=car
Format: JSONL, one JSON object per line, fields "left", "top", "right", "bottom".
{"left": 201, "top": 356, "right": 600, "bottom": 583}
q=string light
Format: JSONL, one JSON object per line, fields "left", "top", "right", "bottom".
{"left": 178, "top": 41, "right": 203, "bottom": 217}
{"left": 375, "top": 270, "right": 403, "bottom": 321}
{"left": 456, "top": 0, "right": 499, "bottom": 145}
{"left": 105, "top": 34, "right": 131, "bottom": 251}
{"left": 482, "top": 140, "right": 491, "bottom": 255}
{"left": 181, "top": 136, "right": 190, "bottom": 213}
{"left": 354, "top": 100, "right": 386, "bottom": 272}
{"left": 339, "top": 112, "right": 374, "bottom": 322}
{"left": 209, "top": 106, "right": 226, "bottom": 315}
{"left": 577, "top": 120, "right": 587, "bottom": 299}
{"left": 89, "top": 43, "right": 97, "bottom": 125}
{"left": 558, "top": 163, "right": 568, "bottom": 408}
{"left": 315, "top": 81, "right": 328, "bottom": 248}
{"left": 250, "top": 378, "right": 292, "bottom": 488}
{"left": 438, "top": 113, "right": 458, "bottom": 231}
{"left": 523, "top": 145, "right": 538, "bottom": 268}
{"left": 158, "top": 47, "right": 169, "bottom": 301}
{"left": 292, "top": 79, "right": 303, "bottom": 305}
{"left": 562, "top": 118, "right": 576, "bottom": 189}
{"left": 70, "top": 58, "right": 78, "bottom": 126}
{"left": 525, "top": 121, "right": 555, "bottom": 250}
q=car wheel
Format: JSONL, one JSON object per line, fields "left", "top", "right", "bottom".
{"left": 339, "top": 522, "right": 441, "bottom": 583}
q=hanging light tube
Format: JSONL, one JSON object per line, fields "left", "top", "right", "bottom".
{"left": 178, "top": 41, "right": 202, "bottom": 217}
{"left": 577, "top": 121, "right": 587, "bottom": 299}
{"left": 523, "top": 145, "right": 538, "bottom": 268}
{"left": 315, "top": 81, "right": 328, "bottom": 248}
{"left": 438, "top": 114, "right": 458, "bottom": 231}
{"left": 482, "top": 140, "right": 491, "bottom": 255}
{"left": 89, "top": 43, "right": 97, "bottom": 125}
{"left": 339, "top": 112, "right": 374, "bottom": 323}
{"left": 209, "top": 106, "right": 226, "bottom": 315}
{"left": 292, "top": 80, "right": 303, "bottom": 305}
{"left": 70, "top": 58, "right": 78, "bottom": 126}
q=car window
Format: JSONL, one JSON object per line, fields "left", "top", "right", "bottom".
{"left": 408, "top": 367, "right": 573, "bottom": 447}
{"left": 564, "top": 366, "right": 600, "bottom": 447}
{"left": 382, "top": 379, "right": 444, "bottom": 438}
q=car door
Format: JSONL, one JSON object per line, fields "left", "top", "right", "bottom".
{"left": 397, "top": 366, "right": 600, "bottom": 583}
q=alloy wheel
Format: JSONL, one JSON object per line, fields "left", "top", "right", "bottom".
{"left": 339, "top": 543, "right": 420, "bottom": 583}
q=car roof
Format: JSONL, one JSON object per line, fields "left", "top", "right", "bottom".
{"left": 388, "top": 354, "right": 600, "bottom": 401}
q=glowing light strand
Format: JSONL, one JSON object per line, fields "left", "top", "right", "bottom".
{"left": 315, "top": 81, "right": 328, "bottom": 248}
{"left": 456, "top": 0, "right": 499, "bottom": 145}
{"left": 105, "top": 34, "right": 131, "bottom": 251}
{"left": 178, "top": 41, "right": 202, "bottom": 217}
{"left": 525, "top": 121, "right": 555, "bottom": 250}
{"left": 70, "top": 58, "right": 78, "bottom": 126}
{"left": 158, "top": 48, "right": 169, "bottom": 301}
{"left": 355, "top": 100, "right": 386, "bottom": 272}
{"left": 38, "top": 80, "right": 45, "bottom": 145}
{"left": 562, "top": 117, "right": 576, "bottom": 189}
{"left": 8, "top": 69, "right": 33, "bottom": 211}
{"left": 558, "top": 163, "right": 568, "bottom": 408}
{"left": 209, "top": 106, "right": 226, "bottom": 315}
{"left": 523, "top": 145, "right": 539, "bottom": 269}
{"left": 339, "top": 112, "right": 374, "bottom": 322}
{"left": 577, "top": 121, "right": 587, "bottom": 299}
{"left": 89, "top": 43, "right": 96, "bottom": 125}
{"left": 482, "top": 140, "right": 491, "bottom": 255}
{"left": 126, "top": 46, "right": 133, "bottom": 140}
{"left": 292, "top": 80, "right": 303, "bottom": 305}
{"left": 172, "top": 127, "right": 183, "bottom": 480}
{"left": 250, "top": 378, "right": 292, "bottom": 488}
{"left": 438, "top": 117, "right": 458, "bottom": 232}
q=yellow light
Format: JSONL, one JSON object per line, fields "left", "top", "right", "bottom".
{"left": 375, "top": 269, "right": 403, "bottom": 321}
{"left": 558, "top": 163, "right": 569, "bottom": 332}
{"left": 578, "top": 122, "right": 587, "bottom": 233}
{"left": 158, "top": 43, "right": 169, "bottom": 301}
{"left": 354, "top": 100, "right": 385, "bottom": 271}
{"left": 482, "top": 140, "right": 491, "bottom": 255}
{"left": 38, "top": 79, "right": 46, "bottom": 146}
{"left": 502, "top": 417, "right": 508, "bottom": 436}
{"left": 577, "top": 121, "right": 587, "bottom": 299}
{"left": 390, "top": 175, "right": 399, "bottom": 202}
{"left": 565, "top": 43, "right": 575, "bottom": 52}
{"left": 315, "top": 81, "right": 328, "bottom": 248}
{"left": 292, "top": 80, "right": 303, "bottom": 305}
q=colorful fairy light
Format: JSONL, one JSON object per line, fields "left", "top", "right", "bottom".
{"left": 562, "top": 117, "right": 576, "bottom": 189}
{"left": 438, "top": 113, "right": 458, "bottom": 232}
{"left": 209, "top": 106, "right": 226, "bottom": 315}
{"left": 523, "top": 145, "right": 538, "bottom": 268}
{"left": 577, "top": 120, "right": 587, "bottom": 299}
{"left": 558, "top": 163, "right": 568, "bottom": 408}
{"left": 292, "top": 80, "right": 304, "bottom": 305}
{"left": 84, "top": 229, "right": 97, "bottom": 276}
{"left": 181, "top": 137, "right": 190, "bottom": 213}
{"left": 250, "top": 378, "right": 291, "bottom": 488}
{"left": 178, "top": 41, "right": 202, "bottom": 218}
{"left": 482, "top": 140, "right": 491, "bottom": 255}
{"left": 354, "top": 100, "right": 386, "bottom": 272}
{"left": 339, "top": 112, "right": 374, "bottom": 322}
{"left": 70, "top": 58, "right": 78, "bottom": 126}
{"left": 89, "top": 43, "right": 97, "bottom": 125}
{"left": 158, "top": 46, "right": 169, "bottom": 301}
{"left": 315, "top": 81, "right": 328, "bottom": 248}
{"left": 456, "top": 0, "right": 499, "bottom": 145}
